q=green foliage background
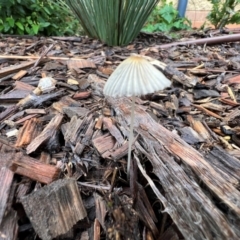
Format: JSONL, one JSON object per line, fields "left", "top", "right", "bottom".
{"left": 207, "top": 0, "right": 240, "bottom": 28}
{"left": 142, "top": 0, "right": 191, "bottom": 33}
{"left": 0, "top": 0, "right": 80, "bottom": 35}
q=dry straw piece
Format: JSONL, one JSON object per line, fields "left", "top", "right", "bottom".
{"left": 103, "top": 55, "right": 171, "bottom": 177}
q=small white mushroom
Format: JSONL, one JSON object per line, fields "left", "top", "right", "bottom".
{"left": 103, "top": 55, "right": 171, "bottom": 177}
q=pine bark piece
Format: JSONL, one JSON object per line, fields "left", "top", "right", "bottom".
{"left": 102, "top": 117, "right": 125, "bottom": 146}
{"left": 92, "top": 134, "right": 115, "bottom": 155}
{"left": 15, "top": 118, "right": 42, "bottom": 147}
{"left": 64, "top": 115, "right": 83, "bottom": 144}
{"left": 21, "top": 178, "right": 87, "bottom": 240}
{"left": 73, "top": 91, "right": 91, "bottom": 100}
{"left": 204, "top": 145, "right": 240, "bottom": 184}
{"left": 108, "top": 97, "right": 240, "bottom": 239}
{"left": 26, "top": 114, "right": 63, "bottom": 154}
{"left": 52, "top": 96, "right": 81, "bottom": 113}
{"left": 7, "top": 152, "right": 60, "bottom": 184}
{"left": 0, "top": 167, "right": 14, "bottom": 223}
{"left": 186, "top": 115, "right": 211, "bottom": 142}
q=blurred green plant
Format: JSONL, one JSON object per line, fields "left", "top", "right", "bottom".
{"left": 65, "top": 0, "right": 159, "bottom": 46}
{"left": 0, "top": 0, "right": 80, "bottom": 35}
{"left": 207, "top": 0, "right": 240, "bottom": 29}
{"left": 142, "top": 1, "right": 191, "bottom": 33}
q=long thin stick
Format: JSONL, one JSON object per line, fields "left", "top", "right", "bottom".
{"left": 127, "top": 96, "right": 135, "bottom": 178}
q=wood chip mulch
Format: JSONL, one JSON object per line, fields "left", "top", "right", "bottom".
{"left": 1, "top": 31, "right": 240, "bottom": 240}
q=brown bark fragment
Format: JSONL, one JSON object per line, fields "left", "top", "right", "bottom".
{"left": 73, "top": 91, "right": 91, "bottom": 100}
{"left": 21, "top": 178, "right": 87, "bottom": 240}
{"left": 26, "top": 114, "right": 63, "bottom": 154}
{"left": 92, "top": 134, "right": 115, "bottom": 155}
{"left": 109, "top": 97, "right": 240, "bottom": 239}
{"left": 5, "top": 152, "right": 60, "bottom": 184}
{"left": 0, "top": 167, "right": 14, "bottom": 223}
{"left": 15, "top": 118, "right": 42, "bottom": 147}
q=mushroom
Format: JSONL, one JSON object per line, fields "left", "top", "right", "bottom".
{"left": 103, "top": 55, "right": 171, "bottom": 177}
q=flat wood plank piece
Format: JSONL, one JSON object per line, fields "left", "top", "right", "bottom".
{"left": 109, "top": 97, "right": 240, "bottom": 239}
{"left": 21, "top": 178, "right": 87, "bottom": 240}
{"left": 0, "top": 167, "right": 14, "bottom": 223}
{"left": 3, "top": 152, "right": 60, "bottom": 184}
{"left": 26, "top": 114, "right": 63, "bottom": 154}
{"left": 0, "top": 61, "right": 35, "bottom": 78}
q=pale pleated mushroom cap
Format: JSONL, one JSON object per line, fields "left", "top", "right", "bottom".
{"left": 103, "top": 55, "right": 171, "bottom": 97}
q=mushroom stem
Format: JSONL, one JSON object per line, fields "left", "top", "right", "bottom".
{"left": 127, "top": 95, "right": 136, "bottom": 178}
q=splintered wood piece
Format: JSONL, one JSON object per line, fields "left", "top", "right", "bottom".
{"left": 25, "top": 109, "right": 46, "bottom": 115}
{"left": 94, "top": 193, "right": 107, "bottom": 231}
{"left": 67, "top": 59, "right": 96, "bottom": 69}
{"left": 0, "top": 89, "right": 31, "bottom": 103}
{"left": 0, "top": 209, "right": 18, "bottom": 240}
{"left": 14, "top": 114, "right": 39, "bottom": 124}
{"left": 93, "top": 219, "right": 101, "bottom": 240}
{"left": 204, "top": 146, "right": 240, "bottom": 184}
{"left": 224, "top": 109, "right": 240, "bottom": 122}
{"left": 12, "top": 70, "right": 28, "bottom": 80}
{"left": 14, "top": 81, "right": 35, "bottom": 91}
{"left": 73, "top": 91, "right": 91, "bottom": 100}
{"left": 0, "top": 61, "right": 35, "bottom": 78}
{"left": 0, "top": 167, "right": 14, "bottom": 223}
{"left": 109, "top": 97, "right": 240, "bottom": 239}
{"left": 108, "top": 141, "right": 130, "bottom": 160}
{"left": 200, "top": 102, "right": 225, "bottom": 112}
{"left": 165, "top": 65, "right": 197, "bottom": 87}
{"left": 227, "top": 74, "right": 240, "bottom": 84}
{"left": 102, "top": 117, "right": 124, "bottom": 145}
{"left": 95, "top": 115, "right": 103, "bottom": 130}
{"left": 0, "top": 106, "right": 19, "bottom": 122}
{"left": 7, "top": 152, "right": 60, "bottom": 184}
{"left": 15, "top": 118, "right": 42, "bottom": 147}
{"left": 63, "top": 106, "right": 89, "bottom": 118}
{"left": 81, "top": 118, "right": 95, "bottom": 146}
{"left": 39, "top": 152, "right": 51, "bottom": 164}
{"left": 192, "top": 104, "right": 223, "bottom": 119}
{"left": 26, "top": 114, "right": 63, "bottom": 154}
{"left": 73, "top": 142, "right": 85, "bottom": 155}
{"left": 64, "top": 115, "right": 83, "bottom": 144}
{"left": 186, "top": 115, "right": 211, "bottom": 141}
{"left": 219, "top": 98, "right": 240, "bottom": 106}
{"left": 21, "top": 179, "right": 87, "bottom": 240}
{"left": 52, "top": 96, "right": 81, "bottom": 113}
{"left": 92, "top": 134, "right": 115, "bottom": 155}
{"left": 0, "top": 138, "right": 15, "bottom": 156}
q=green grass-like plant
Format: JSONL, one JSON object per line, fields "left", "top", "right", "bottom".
{"left": 65, "top": 0, "right": 160, "bottom": 46}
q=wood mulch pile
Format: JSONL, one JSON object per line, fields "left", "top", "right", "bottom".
{"left": 0, "top": 30, "right": 240, "bottom": 240}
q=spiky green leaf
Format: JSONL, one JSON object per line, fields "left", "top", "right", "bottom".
{"left": 65, "top": 0, "right": 160, "bottom": 46}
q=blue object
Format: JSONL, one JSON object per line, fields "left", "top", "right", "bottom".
{"left": 177, "top": 0, "right": 188, "bottom": 18}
